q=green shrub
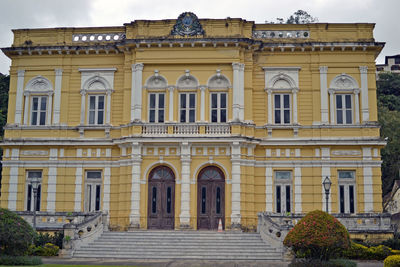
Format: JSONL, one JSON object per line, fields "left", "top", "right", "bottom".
{"left": 28, "top": 243, "right": 59, "bottom": 256}
{"left": 0, "top": 255, "right": 42, "bottom": 265}
{"left": 284, "top": 210, "right": 350, "bottom": 261}
{"left": 384, "top": 255, "right": 400, "bottom": 267}
{"left": 289, "top": 258, "right": 356, "bottom": 267}
{"left": 34, "top": 231, "right": 63, "bottom": 248}
{"left": 344, "top": 242, "right": 393, "bottom": 260}
{"left": 383, "top": 238, "right": 400, "bottom": 250}
{"left": 0, "top": 208, "right": 36, "bottom": 256}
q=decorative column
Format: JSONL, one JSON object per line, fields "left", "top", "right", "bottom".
{"left": 53, "top": 69, "right": 63, "bottom": 124}
{"left": 8, "top": 148, "right": 19, "bottom": 211}
{"left": 23, "top": 92, "right": 30, "bottom": 125}
{"left": 200, "top": 86, "right": 206, "bottom": 122}
{"left": 106, "top": 89, "right": 112, "bottom": 124}
{"left": 131, "top": 63, "right": 144, "bottom": 121}
{"left": 294, "top": 167, "right": 302, "bottom": 213}
{"left": 354, "top": 89, "right": 360, "bottom": 124}
{"left": 129, "top": 142, "right": 142, "bottom": 228}
{"left": 180, "top": 142, "right": 191, "bottom": 228}
{"left": 46, "top": 92, "right": 53, "bottom": 125}
{"left": 321, "top": 147, "right": 331, "bottom": 212}
{"left": 47, "top": 148, "right": 58, "bottom": 212}
{"left": 363, "top": 147, "right": 374, "bottom": 212}
{"left": 265, "top": 166, "right": 273, "bottom": 212}
{"left": 15, "top": 70, "right": 25, "bottom": 124}
{"left": 267, "top": 89, "right": 272, "bottom": 124}
{"left": 231, "top": 142, "right": 241, "bottom": 228}
{"left": 328, "top": 89, "right": 335, "bottom": 124}
{"left": 80, "top": 90, "right": 86, "bottom": 125}
{"left": 239, "top": 63, "right": 245, "bottom": 121}
{"left": 103, "top": 167, "right": 111, "bottom": 216}
{"left": 168, "top": 86, "right": 174, "bottom": 122}
{"left": 74, "top": 149, "right": 83, "bottom": 212}
{"left": 232, "top": 63, "right": 241, "bottom": 121}
{"left": 359, "top": 66, "right": 369, "bottom": 122}
{"left": 292, "top": 88, "right": 299, "bottom": 124}
{"left": 319, "top": 66, "right": 329, "bottom": 124}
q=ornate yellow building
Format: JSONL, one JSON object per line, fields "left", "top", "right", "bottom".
{"left": 0, "top": 13, "right": 386, "bottom": 231}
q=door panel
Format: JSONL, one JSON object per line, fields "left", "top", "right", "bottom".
{"left": 197, "top": 166, "right": 225, "bottom": 230}
{"left": 147, "top": 166, "right": 175, "bottom": 229}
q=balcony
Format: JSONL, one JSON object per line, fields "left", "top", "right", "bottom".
{"left": 141, "top": 123, "right": 231, "bottom": 136}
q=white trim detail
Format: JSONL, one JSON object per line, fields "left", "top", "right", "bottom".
{"left": 265, "top": 167, "right": 273, "bottom": 212}
{"left": 53, "top": 69, "right": 63, "bottom": 124}
{"left": 319, "top": 66, "right": 329, "bottom": 124}
{"left": 180, "top": 142, "right": 191, "bottom": 226}
{"left": 359, "top": 66, "right": 369, "bottom": 122}
{"left": 47, "top": 167, "right": 57, "bottom": 212}
{"left": 131, "top": 63, "right": 143, "bottom": 121}
{"left": 294, "top": 167, "right": 302, "bottom": 213}
{"left": 130, "top": 142, "right": 142, "bottom": 227}
{"left": 103, "top": 167, "right": 111, "bottom": 213}
{"left": 231, "top": 142, "right": 241, "bottom": 226}
{"left": 363, "top": 147, "right": 374, "bottom": 212}
{"left": 74, "top": 167, "right": 83, "bottom": 212}
{"left": 15, "top": 70, "right": 25, "bottom": 124}
{"left": 8, "top": 167, "right": 19, "bottom": 211}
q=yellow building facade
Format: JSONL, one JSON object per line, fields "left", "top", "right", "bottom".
{"left": 0, "top": 13, "right": 385, "bottom": 231}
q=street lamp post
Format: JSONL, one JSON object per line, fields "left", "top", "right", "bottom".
{"left": 322, "top": 176, "right": 332, "bottom": 213}
{"left": 31, "top": 177, "right": 40, "bottom": 231}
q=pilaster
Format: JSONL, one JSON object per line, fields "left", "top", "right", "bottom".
{"left": 53, "top": 69, "right": 63, "bottom": 124}
{"left": 15, "top": 70, "right": 25, "bottom": 124}
{"left": 360, "top": 66, "right": 369, "bottom": 122}
{"left": 319, "top": 66, "right": 329, "bottom": 124}
{"left": 231, "top": 141, "right": 241, "bottom": 228}
{"left": 180, "top": 142, "right": 192, "bottom": 228}
{"left": 129, "top": 142, "right": 142, "bottom": 228}
{"left": 232, "top": 63, "right": 240, "bottom": 121}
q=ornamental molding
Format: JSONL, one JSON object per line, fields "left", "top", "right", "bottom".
{"left": 21, "top": 150, "right": 49, "bottom": 156}
{"left": 25, "top": 76, "right": 53, "bottom": 93}
{"left": 329, "top": 73, "right": 359, "bottom": 90}
{"left": 207, "top": 69, "right": 231, "bottom": 89}
{"left": 144, "top": 70, "right": 168, "bottom": 89}
{"left": 176, "top": 70, "right": 199, "bottom": 89}
{"left": 331, "top": 150, "right": 362, "bottom": 156}
{"left": 171, "top": 12, "right": 204, "bottom": 37}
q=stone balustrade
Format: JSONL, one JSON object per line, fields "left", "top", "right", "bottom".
{"left": 141, "top": 123, "right": 231, "bottom": 136}
{"left": 16, "top": 211, "right": 90, "bottom": 230}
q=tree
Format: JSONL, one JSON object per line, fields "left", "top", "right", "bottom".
{"left": 286, "top": 10, "right": 318, "bottom": 24}
{"left": 377, "top": 72, "right": 400, "bottom": 196}
{"left": 0, "top": 73, "right": 9, "bottom": 195}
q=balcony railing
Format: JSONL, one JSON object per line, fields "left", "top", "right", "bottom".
{"left": 141, "top": 123, "right": 231, "bottom": 136}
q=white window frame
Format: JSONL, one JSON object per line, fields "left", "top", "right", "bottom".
{"left": 274, "top": 171, "right": 292, "bottom": 214}
{"left": 84, "top": 170, "right": 102, "bottom": 212}
{"left": 210, "top": 92, "right": 227, "bottom": 123}
{"left": 335, "top": 94, "right": 353, "bottom": 125}
{"left": 87, "top": 94, "right": 105, "bottom": 125}
{"left": 30, "top": 96, "right": 48, "bottom": 126}
{"left": 25, "top": 171, "right": 42, "bottom": 211}
{"left": 148, "top": 93, "right": 165, "bottom": 123}
{"left": 273, "top": 94, "right": 291, "bottom": 125}
{"left": 179, "top": 93, "right": 196, "bottom": 123}
{"left": 338, "top": 170, "right": 356, "bottom": 214}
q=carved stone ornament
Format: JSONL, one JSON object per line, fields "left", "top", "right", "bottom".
{"left": 171, "top": 12, "right": 204, "bottom": 36}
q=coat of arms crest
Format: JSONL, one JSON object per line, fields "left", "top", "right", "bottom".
{"left": 171, "top": 12, "right": 204, "bottom": 36}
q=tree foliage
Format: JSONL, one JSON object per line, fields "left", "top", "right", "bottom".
{"left": 283, "top": 210, "right": 350, "bottom": 261}
{"left": 0, "top": 208, "right": 36, "bottom": 256}
{"left": 0, "top": 73, "right": 9, "bottom": 194}
{"left": 267, "top": 10, "right": 318, "bottom": 24}
{"left": 377, "top": 72, "right": 400, "bottom": 196}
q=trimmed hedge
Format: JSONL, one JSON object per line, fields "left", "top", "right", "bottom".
{"left": 284, "top": 210, "right": 350, "bottom": 260}
{"left": 0, "top": 255, "right": 42, "bottom": 265}
{"left": 343, "top": 242, "right": 400, "bottom": 260}
{"left": 289, "top": 258, "right": 356, "bottom": 267}
{"left": 28, "top": 243, "right": 59, "bottom": 256}
{"left": 384, "top": 255, "right": 400, "bottom": 267}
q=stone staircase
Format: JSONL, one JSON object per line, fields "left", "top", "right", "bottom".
{"left": 73, "top": 230, "right": 282, "bottom": 260}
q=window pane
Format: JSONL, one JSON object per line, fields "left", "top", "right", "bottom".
{"left": 159, "top": 94, "right": 164, "bottom": 108}
{"left": 88, "top": 185, "right": 92, "bottom": 211}
{"left": 349, "top": 185, "right": 355, "bottom": 213}
{"left": 152, "top": 187, "right": 157, "bottom": 214}
{"left": 31, "top": 112, "right": 37, "bottom": 125}
{"left": 339, "top": 171, "right": 355, "bottom": 179}
{"left": 220, "top": 94, "right": 226, "bottom": 108}
{"left": 149, "top": 110, "right": 155, "bottom": 123}
{"left": 212, "top": 94, "right": 217, "bottom": 108}
{"left": 201, "top": 187, "right": 206, "bottom": 214}
{"left": 28, "top": 171, "right": 42, "bottom": 178}
{"left": 150, "top": 94, "right": 156, "bottom": 108}
{"left": 97, "top": 111, "right": 104, "bottom": 124}
{"left": 216, "top": 187, "right": 221, "bottom": 214}
{"left": 284, "top": 95, "right": 290, "bottom": 108}
{"left": 274, "top": 95, "right": 281, "bottom": 108}
{"left": 180, "top": 110, "right": 186, "bottom": 123}
{"left": 98, "top": 96, "right": 104, "bottom": 109}
{"left": 87, "top": 171, "right": 102, "bottom": 179}
{"left": 221, "top": 109, "right": 226, "bottom": 122}
{"left": 27, "top": 184, "right": 32, "bottom": 211}
{"left": 158, "top": 110, "right": 164, "bottom": 123}
{"left": 276, "top": 171, "right": 291, "bottom": 179}
{"left": 167, "top": 187, "right": 172, "bottom": 214}
{"left": 189, "top": 94, "right": 196, "bottom": 108}
{"left": 95, "top": 185, "right": 101, "bottom": 211}
{"left": 36, "top": 185, "right": 41, "bottom": 211}
{"left": 40, "top": 97, "right": 47, "bottom": 110}
{"left": 336, "top": 95, "right": 342, "bottom": 108}
{"left": 211, "top": 110, "right": 217, "bottom": 122}
{"left": 39, "top": 111, "right": 46, "bottom": 125}
{"left": 275, "top": 110, "right": 281, "bottom": 124}
{"left": 345, "top": 95, "right": 352, "bottom": 108}
{"left": 32, "top": 97, "right": 38, "bottom": 111}
{"left": 340, "top": 185, "right": 345, "bottom": 213}
{"left": 284, "top": 110, "right": 290, "bottom": 124}
{"left": 346, "top": 110, "right": 352, "bottom": 124}
{"left": 276, "top": 186, "right": 281, "bottom": 213}
{"left": 180, "top": 94, "right": 186, "bottom": 108}
{"left": 89, "top": 111, "right": 95, "bottom": 124}
{"left": 337, "top": 110, "right": 343, "bottom": 124}
{"left": 189, "top": 110, "right": 195, "bottom": 122}
{"left": 89, "top": 96, "right": 96, "bottom": 109}
{"left": 286, "top": 185, "right": 291, "bottom": 213}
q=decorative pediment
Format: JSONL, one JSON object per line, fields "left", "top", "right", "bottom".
{"left": 145, "top": 70, "right": 168, "bottom": 89}
{"left": 25, "top": 76, "right": 53, "bottom": 92}
{"left": 330, "top": 74, "right": 359, "bottom": 89}
{"left": 208, "top": 70, "right": 231, "bottom": 89}
{"left": 171, "top": 12, "right": 204, "bottom": 36}
{"left": 177, "top": 70, "right": 199, "bottom": 89}
{"left": 83, "top": 75, "right": 111, "bottom": 91}
{"left": 263, "top": 67, "right": 301, "bottom": 91}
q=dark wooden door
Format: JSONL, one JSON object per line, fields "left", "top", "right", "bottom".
{"left": 147, "top": 166, "right": 175, "bottom": 229}
{"left": 197, "top": 166, "right": 225, "bottom": 230}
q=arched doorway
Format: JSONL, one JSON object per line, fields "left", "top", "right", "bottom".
{"left": 197, "top": 166, "right": 225, "bottom": 230}
{"left": 147, "top": 166, "right": 175, "bottom": 229}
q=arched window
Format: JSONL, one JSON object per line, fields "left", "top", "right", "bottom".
{"left": 144, "top": 70, "right": 168, "bottom": 123}
{"left": 207, "top": 71, "right": 230, "bottom": 123}
{"left": 177, "top": 70, "right": 199, "bottom": 123}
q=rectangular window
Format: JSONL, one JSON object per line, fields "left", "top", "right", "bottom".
{"left": 149, "top": 93, "right": 165, "bottom": 123}
{"left": 339, "top": 185, "right": 345, "bottom": 213}
{"left": 85, "top": 171, "right": 102, "bottom": 212}
{"left": 180, "top": 93, "right": 196, "bottom": 123}
{"left": 31, "top": 96, "right": 47, "bottom": 125}
{"left": 88, "top": 95, "right": 105, "bottom": 125}
{"left": 26, "top": 171, "right": 42, "bottom": 211}
{"left": 276, "top": 185, "right": 281, "bottom": 213}
{"left": 211, "top": 93, "right": 227, "bottom": 123}
{"left": 338, "top": 171, "right": 356, "bottom": 214}
{"left": 275, "top": 171, "right": 292, "bottom": 213}
{"left": 274, "top": 94, "right": 290, "bottom": 124}
{"left": 336, "top": 94, "right": 352, "bottom": 124}
{"left": 285, "top": 185, "right": 291, "bottom": 213}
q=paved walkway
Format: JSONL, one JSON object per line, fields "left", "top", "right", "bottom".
{"left": 42, "top": 257, "right": 383, "bottom": 267}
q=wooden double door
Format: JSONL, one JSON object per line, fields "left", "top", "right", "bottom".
{"left": 147, "top": 166, "right": 175, "bottom": 229}
{"left": 197, "top": 166, "right": 225, "bottom": 230}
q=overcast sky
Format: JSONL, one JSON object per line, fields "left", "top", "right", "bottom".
{"left": 0, "top": 0, "right": 398, "bottom": 74}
